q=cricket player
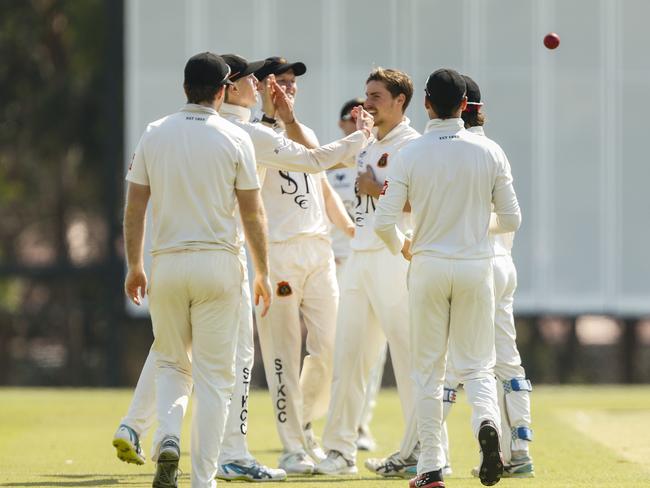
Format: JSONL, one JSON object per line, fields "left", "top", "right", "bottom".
{"left": 316, "top": 68, "right": 420, "bottom": 476}
{"left": 252, "top": 57, "right": 371, "bottom": 475}
{"left": 123, "top": 52, "right": 271, "bottom": 488}
{"left": 218, "top": 53, "right": 372, "bottom": 478}
{"left": 442, "top": 75, "right": 534, "bottom": 479}
{"left": 329, "top": 98, "right": 387, "bottom": 453}
{"left": 374, "top": 68, "right": 521, "bottom": 488}
{"left": 113, "top": 54, "right": 372, "bottom": 482}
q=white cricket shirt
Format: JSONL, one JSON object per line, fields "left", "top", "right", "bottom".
{"left": 257, "top": 123, "right": 330, "bottom": 244}
{"left": 126, "top": 104, "right": 259, "bottom": 256}
{"left": 350, "top": 119, "right": 420, "bottom": 251}
{"left": 374, "top": 118, "right": 521, "bottom": 259}
{"left": 467, "top": 126, "right": 515, "bottom": 256}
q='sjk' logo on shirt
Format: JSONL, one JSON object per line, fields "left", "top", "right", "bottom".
{"left": 277, "top": 281, "right": 292, "bottom": 297}
{"left": 377, "top": 153, "right": 389, "bottom": 168}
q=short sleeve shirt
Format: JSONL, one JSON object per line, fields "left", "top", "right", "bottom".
{"left": 126, "top": 104, "right": 259, "bottom": 256}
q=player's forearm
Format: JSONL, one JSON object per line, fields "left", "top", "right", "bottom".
{"left": 240, "top": 205, "right": 270, "bottom": 277}
{"left": 257, "top": 129, "right": 366, "bottom": 174}
{"left": 489, "top": 211, "right": 521, "bottom": 234}
{"left": 284, "top": 120, "right": 319, "bottom": 149}
{"left": 492, "top": 182, "right": 522, "bottom": 233}
{"left": 123, "top": 204, "right": 147, "bottom": 269}
{"left": 374, "top": 220, "right": 405, "bottom": 255}
{"left": 374, "top": 176, "right": 408, "bottom": 254}
{"left": 323, "top": 183, "right": 354, "bottom": 235}
{"left": 307, "top": 130, "right": 369, "bottom": 169}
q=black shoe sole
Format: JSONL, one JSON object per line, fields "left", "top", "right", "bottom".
{"left": 478, "top": 423, "right": 503, "bottom": 486}
{"left": 152, "top": 450, "right": 179, "bottom": 488}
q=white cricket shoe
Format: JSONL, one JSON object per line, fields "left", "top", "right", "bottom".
{"left": 315, "top": 450, "right": 358, "bottom": 475}
{"left": 279, "top": 450, "right": 315, "bottom": 475}
{"left": 304, "top": 423, "right": 326, "bottom": 462}
{"left": 364, "top": 450, "right": 417, "bottom": 478}
{"left": 216, "top": 459, "right": 287, "bottom": 482}
{"left": 112, "top": 424, "right": 145, "bottom": 465}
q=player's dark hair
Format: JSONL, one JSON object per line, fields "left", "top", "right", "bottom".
{"left": 426, "top": 97, "right": 464, "bottom": 119}
{"left": 340, "top": 97, "right": 365, "bottom": 120}
{"left": 184, "top": 83, "right": 221, "bottom": 104}
{"left": 461, "top": 110, "right": 486, "bottom": 128}
{"left": 366, "top": 68, "right": 414, "bottom": 112}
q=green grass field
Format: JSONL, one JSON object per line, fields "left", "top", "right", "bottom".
{"left": 1, "top": 386, "right": 650, "bottom": 487}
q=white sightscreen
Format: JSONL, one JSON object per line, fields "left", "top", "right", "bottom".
{"left": 125, "top": 0, "right": 650, "bottom": 316}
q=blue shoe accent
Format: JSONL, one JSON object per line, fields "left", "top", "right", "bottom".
{"left": 217, "top": 461, "right": 287, "bottom": 481}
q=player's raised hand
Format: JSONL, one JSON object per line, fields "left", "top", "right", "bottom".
{"left": 270, "top": 79, "right": 296, "bottom": 124}
{"left": 125, "top": 267, "right": 147, "bottom": 305}
{"left": 351, "top": 105, "right": 374, "bottom": 137}
{"left": 254, "top": 274, "right": 272, "bottom": 317}
{"left": 259, "top": 74, "right": 276, "bottom": 119}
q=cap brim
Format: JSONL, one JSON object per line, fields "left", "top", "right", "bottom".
{"left": 231, "top": 59, "right": 267, "bottom": 81}
{"left": 253, "top": 63, "right": 274, "bottom": 81}
{"left": 276, "top": 61, "right": 306, "bottom": 77}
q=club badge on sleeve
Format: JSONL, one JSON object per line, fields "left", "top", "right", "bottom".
{"left": 276, "top": 281, "right": 293, "bottom": 297}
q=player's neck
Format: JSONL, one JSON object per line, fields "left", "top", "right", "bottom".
{"left": 376, "top": 117, "right": 402, "bottom": 140}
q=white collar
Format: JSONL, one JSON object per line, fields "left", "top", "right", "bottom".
{"left": 424, "top": 118, "right": 465, "bottom": 133}
{"left": 219, "top": 102, "right": 252, "bottom": 122}
{"left": 467, "top": 126, "right": 485, "bottom": 136}
{"left": 373, "top": 117, "right": 412, "bottom": 143}
{"left": 182, "top": 103, "right": 218, "bottom": 116}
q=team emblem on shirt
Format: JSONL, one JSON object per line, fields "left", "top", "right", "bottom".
{"left": 377, "top": 152, "right": 389, "bottom": 168}
{"left": 277, "top": 281, "right": 293, "bottom": 297}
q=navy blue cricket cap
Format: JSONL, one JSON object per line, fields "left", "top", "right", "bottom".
{"left": 462, "top": 74, "right": 483, "bottom": 112}
{"left": 425, "top": 68, "right": 466, "bottom": 107}
{"left": 253, "top": 56, "right": 307, "bottom": 81}
{"left": 184, "top": 52, "right": 233, "bottom": 87}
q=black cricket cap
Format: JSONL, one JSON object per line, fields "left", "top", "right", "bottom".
{"left": 462, "top": 75, "right": 481, "bottom": 104}
{"left": 425, "top": 68, "right": 466, "bottom": 108}
{"left": 340, "top": 98, "right": 365, "bottom": 121}
{"left": 184, "top": 52, "right": 233, "bottom": 87}
{"left": 253, "top": 56, "right": 307, "bottom": 81}
{"left": 221, "top": 54, "right": 268, "bottom": 82}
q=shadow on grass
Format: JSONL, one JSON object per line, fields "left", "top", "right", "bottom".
{"left": 278, "top": 475, "right": 400, "bottom": 483}
{"left": 1, "top": 481, "right": 120, "bottom": 487}
{"left": 1, "top": 473, "right": 158, "bottom": 487}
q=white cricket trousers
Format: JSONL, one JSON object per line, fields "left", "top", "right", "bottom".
{"left": 492, "top": 254, "right": 531, "bottom": 458}
{"left": 256, "top": 236, "right": 338, "bottom": 454}
{"left": 323, "top": 247, "right": 416, "bottom": 462}
{"left": 149, "top": 250, "right": 242, "bottom": 488}
{"left": 120, "top": 250, "right": 256, "bottom": 464}
{"left": 442, "top": 254, "right": 531, "bottom": 461}
{"left": 409, "top": 255, "right": 500, "bottom": 474}
{"left": 334, "top": 256, "right": 387, "bottom": 435}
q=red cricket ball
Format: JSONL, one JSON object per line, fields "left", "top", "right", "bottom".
{"left": 544, "top": 32, "right": 560, "bottom": 50}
